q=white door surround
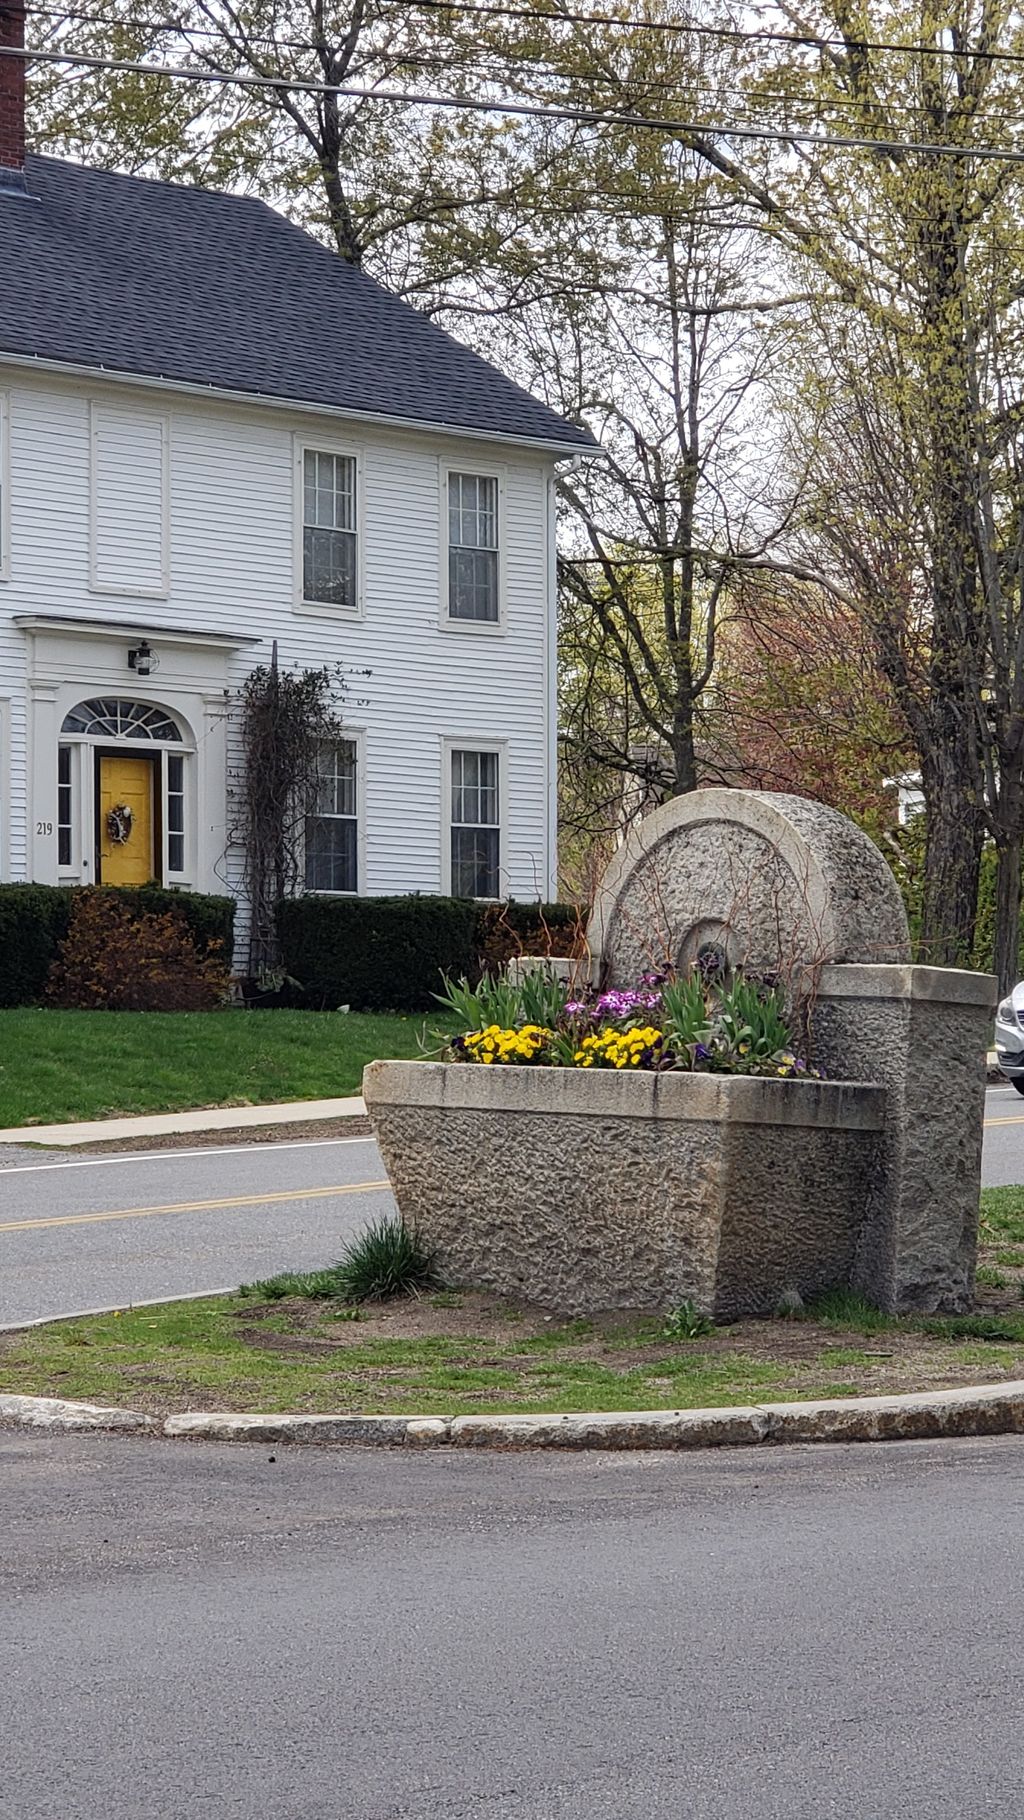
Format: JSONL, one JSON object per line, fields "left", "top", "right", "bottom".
{"left": 15, "top": 614, "right": 262, "bottom": 890}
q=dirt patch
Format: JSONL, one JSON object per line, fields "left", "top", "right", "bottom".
{"left": 227, "top": 1287, "right": 1024, "bottom": 1400}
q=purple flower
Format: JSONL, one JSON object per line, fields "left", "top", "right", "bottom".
{"left": 564, "top": 1000, "right": 590, "bottom": 1018}
{"left": 694, "top": 1042, "right": 711, "bottom": 1061}
{"left": 595, "top": 988, "right": 662, "bottom": 1018}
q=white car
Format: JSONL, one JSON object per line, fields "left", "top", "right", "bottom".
{"left": 995, "top": 982, "right": 1024, "bottom": 1093}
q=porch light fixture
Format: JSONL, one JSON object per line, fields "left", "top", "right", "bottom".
{"left": 128, "top": 639, "right": 159, "bottom": 677}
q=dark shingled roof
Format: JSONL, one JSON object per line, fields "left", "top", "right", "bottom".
{"left": 0, "top": 155, "right": 595, "bottom": 450}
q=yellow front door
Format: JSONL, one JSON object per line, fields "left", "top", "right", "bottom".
{"left": 98, "top": 756, "right": 155, "bottom": 885}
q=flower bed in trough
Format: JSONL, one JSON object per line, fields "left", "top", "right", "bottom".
{"left": 364, "top": 967, "right": 886, "bottom": 1320}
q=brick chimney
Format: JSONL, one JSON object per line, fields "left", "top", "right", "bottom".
{"left": 0, "top": 0, "right": 26, "bottom": 180}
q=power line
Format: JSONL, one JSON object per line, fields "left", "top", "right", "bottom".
{"left": 30, "top": 15, "right": 1019, "bottom": 129}
{"left": 377, "top": 0, "right": 1024, "bottom": 69}
{"left": 24, "top": 5, "right": 1023, "bottom": 125}
{"left": 26, "top": 5, "right": 1024, "bottom": 134}
{"left": 23, "top": 0, "right": 1024, "bottom": 73}
{"left": 7, "top": 41, "right": 1024, "bottom": 163}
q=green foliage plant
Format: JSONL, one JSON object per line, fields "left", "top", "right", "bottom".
{"left": 436, "top": 964, "right": 571, "bottom": 1033}
{"left": 713, "top": 976, "right": 791, "bottom": 1062}
{"left": 244, "top": 1216, "right": 438, "bottom": 1305}
{"left": 331, "top": 1216, "right": 439, "bottom": 1304}
{"left": 440, "top": 960, "right": 815, "bottom": 1079}
{"left": 663, "top": 1300, "right": 715, "bottom": 1340}
{"left": 660, "top": 972, "right": 711, "bottom": 1054}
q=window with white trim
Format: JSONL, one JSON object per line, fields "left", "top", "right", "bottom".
{"left": 57, "top": 744, "right": 74, "bottom": 869}
{"left": 450, "top": 748, "right": 500, "bottom": 898}
{"left": 167, "top": 753, "right": 186, "bottom": 876}
{"left": 305, "top": 739, "right": 359, "bottom": 892}
{"left": 448, "top": 473, "right": 499, "bottom": 623}
{"left": 302, "top": 450, "right": 357, "bottom": 607}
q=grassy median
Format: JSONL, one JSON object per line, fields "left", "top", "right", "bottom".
{"left": 2, "top": 1188, "right": 1023, "bottom": 1418}
{"left": 0, "top": 1007, "right": 446, "bottom": 1127}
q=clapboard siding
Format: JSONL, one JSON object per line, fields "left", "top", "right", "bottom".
{"left": 0, "top": 369, "right": 558, "bottom": 901}
{"left": 90, "top": 405, "right": 168, "bottom": 596}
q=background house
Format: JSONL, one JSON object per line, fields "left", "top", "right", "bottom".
{"left": 0, "top": 6, "right": 593, "bottom": 917}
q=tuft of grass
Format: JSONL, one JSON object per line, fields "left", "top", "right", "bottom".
{"left": 916, "top": 1312, "right": 1024, "bottom": 1344}
{"left": 662, "top": 1300, "right": 715, "bottom": 1340}
{"left": 806, "top": 1287, "right": 896, "bottom": 1332}
{"left": 247, "top": 1217, "right": 438, "bottom": 1306}
{"left": 331, "top": 1216, "right": 439, "bottom": 1303}
{"left": 240, "top": 1268, "right": 347, "bottom": 1301}
{"left": 975, "top": 1264, "right": 1010, "bottom": 1290}
{"left": 979, "top": 1187, "right": 1024, "bottom": 1247}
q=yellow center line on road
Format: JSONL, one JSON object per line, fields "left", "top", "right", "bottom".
{"left": 0, "top": 1180, "right": 391, "bottom": 1236}
{"left": 985, "top": 1115, "right": 1024, "bottom": 1127}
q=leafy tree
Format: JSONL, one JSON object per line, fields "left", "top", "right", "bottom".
{"left": 39, "top": 0, "right": 1024, "bottom": 978}
{"left": 707, "top": 572, "right": 915, "bottom": 841}
{"left": 664, "top": 0, "right": 1024, "bottom": 977}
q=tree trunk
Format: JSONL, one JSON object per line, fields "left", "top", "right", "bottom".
{"left": 919, "top": 743, "right": 983, "bottom": 965}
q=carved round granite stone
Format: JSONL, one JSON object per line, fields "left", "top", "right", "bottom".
{"left": 590, "top": 789, "right": 911, "bottom": 985}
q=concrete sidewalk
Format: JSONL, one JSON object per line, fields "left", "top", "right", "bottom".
{"left": 0, "top": 1095, "right": 367, "bottom": 1148}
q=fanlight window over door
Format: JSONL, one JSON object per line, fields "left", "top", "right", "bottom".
{"left": 61, "top": 699, "right": 183, "bottom": 742}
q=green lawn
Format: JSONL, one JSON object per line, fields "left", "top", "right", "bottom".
{"left": 3, "top": 1168, "right": 1023, "bottom": 1421}
{"left": 5, "top": 1184, "right": 1024, "bottom": 1416}
{"left": 3, "top": 1289, "right": 1023, "bottom": 1417}
{"left": 0, "top": 1007, "right": 445, "bottom": 1126}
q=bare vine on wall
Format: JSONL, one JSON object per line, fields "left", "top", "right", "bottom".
{"left": 238, "top": 646, "right": 347, "bottom": 979}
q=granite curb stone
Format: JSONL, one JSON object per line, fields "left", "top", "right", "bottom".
{"left": 0, "top": 1392, "right": 156, "bottom": 1430}
{"left": 3, "top": 1384, "right": 1024, "bottom": 1447}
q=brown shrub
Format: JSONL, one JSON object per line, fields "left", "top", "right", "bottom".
{"left": 46, "top": 890, "right": 230, "bottom": 1012}
{"left": 475, "top": 902, "right": 587, "bottom": 974}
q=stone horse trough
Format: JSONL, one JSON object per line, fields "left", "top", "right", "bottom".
{"left": 364, "top": 792, "right": 996, "bottom": 1319}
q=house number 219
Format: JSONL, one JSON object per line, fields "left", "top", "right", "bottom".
{"left": 36, "top": 821, "right": 53, "bottom": 836}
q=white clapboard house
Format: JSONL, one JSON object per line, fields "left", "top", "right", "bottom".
{"left": 0, "top": 1, "right": 593, "bottom": 910}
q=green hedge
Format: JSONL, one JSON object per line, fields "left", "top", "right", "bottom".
{"left": 276, "top": 894, "right": 482, "bottom": 1012}
{"left": 0, "top": 884, "right": 235, "bottom": 1008}
{"left": 0, "top": 886, "right": 74, "bottom": 1008}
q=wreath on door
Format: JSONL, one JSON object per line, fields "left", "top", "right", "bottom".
{"left": 106, "top": 804, "right": 134, "bottom": 845}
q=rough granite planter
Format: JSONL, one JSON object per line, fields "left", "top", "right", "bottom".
{"left": 363, "top": 1061, "right": 886, "bottom": 1319}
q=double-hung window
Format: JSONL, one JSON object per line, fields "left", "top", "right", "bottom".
{"left": 448, "top": 472, "right": 499, "bottom": 623}
{"left": 302, "top": 449, "right": 357, "bottom": 608}
{"left": 449, "top": 747, "right": 501, "bottom": 898}
{"left": 306, "top": 739, "right": 359, "bottom": 892}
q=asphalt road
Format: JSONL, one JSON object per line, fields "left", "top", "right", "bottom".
{"left": 3, "top": 1431, "right": 1024, "bottom": 1819}
{"left": 1, "top": 1083, "right": 1023, "bottom": 1326}
{"left": 980, "top": 1079, "right": 1024, "bottom": 1185}
{"left": 0, "top": 1134, "right": 391, "bottom": 1326}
